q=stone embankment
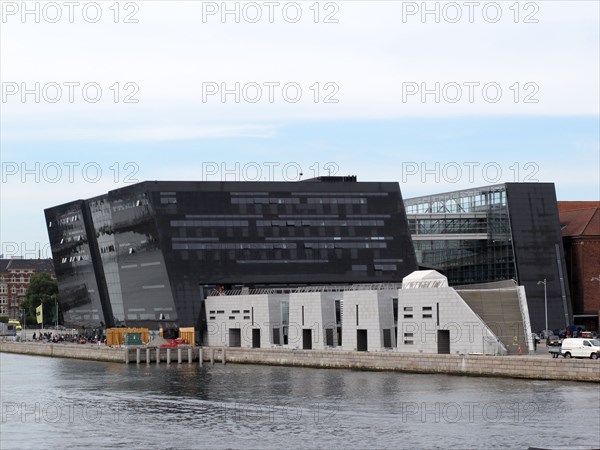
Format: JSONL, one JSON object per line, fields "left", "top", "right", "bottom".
{"left": 1, "top": 342, "right": 598, "bottom": 382}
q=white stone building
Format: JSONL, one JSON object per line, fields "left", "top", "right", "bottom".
{"left": 340, "top": 290, "right": 397, "bottom": 352}
{"left": 204, "top": 271, "right": 516, "bottom": 355}
{"left": 204, "top": 293, "right": 286, "bottom": 349}
{"left": 397, "top": 271, "right": 507, "bottom": 355}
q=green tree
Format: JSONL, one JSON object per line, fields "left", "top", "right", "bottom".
{"left": 21, "top": 273, "right": 59, "bottom": 326}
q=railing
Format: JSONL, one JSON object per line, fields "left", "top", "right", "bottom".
{"left": 208, "top": 283, "right": 403, "bottom": 297}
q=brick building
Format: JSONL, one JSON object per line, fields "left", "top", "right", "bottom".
{"left": 558, "top": 201, "right": 600, "bottom": 331}
{"left": 0, "top": 259, "right": 55, "bottom": 320}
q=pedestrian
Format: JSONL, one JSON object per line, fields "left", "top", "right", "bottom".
{"left": 33, "top": 332, "right": 36, "bottom": 341}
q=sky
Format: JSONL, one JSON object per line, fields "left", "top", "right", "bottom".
{"left": 1, "top": 0, "right": 599, "bottom": 258}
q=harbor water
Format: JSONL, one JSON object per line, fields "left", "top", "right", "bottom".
{"left": 1, "top": 353, "right": 599, "bottom": 449}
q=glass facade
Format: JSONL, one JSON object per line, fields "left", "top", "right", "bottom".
{"left": 44, "top": 201, "right": 106, "bottom": 328}
{"left": 404, "top": 183, "right": 572, "bottom": 332}
{"left": 405, "top": 184, "right": 515, "bottom": 285}
{"left": 46, "top": 178, "right": 417, "bottom": 331}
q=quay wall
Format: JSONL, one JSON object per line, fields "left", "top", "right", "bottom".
{"left": 208, "top": 347, "right": 599, "bottom": 382}
{"left": 0, "top": 341, "right": 126, "bottom": 363}
{"left": 2, "top": 342, "right": 598, "bottom": 382}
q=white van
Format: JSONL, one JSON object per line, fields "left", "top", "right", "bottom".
{"left": 561, "top": 338, "right": 600, "bottom": 359}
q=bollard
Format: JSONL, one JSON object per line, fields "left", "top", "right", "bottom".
{"left": 199, "top": 347, "right": 203, "bottom": 366}
{"left": 178, "top": 348, "right": 182, "bottom": 364}
{"left": 136, "top": 348, "right": 141, "bottom": 365}
{"left": 146, "top": 348, "right": 151, "bottom": 365}
{"left": 156, "top": 348, "right": 160, "bottom": 365}
{"left": 188, "top": 348, "right": 192, "bottom": 364}
{"left": 167, "top": 348, "right": 171, "bottom": 364}
{"left": 125, "top": 348, "right": 130, "bottom": 364}
{"left": 222, "top": 347, "right": 226, "bottom": 365}
{"left": 210, "top": 348, "right": 215, "bottom": 365}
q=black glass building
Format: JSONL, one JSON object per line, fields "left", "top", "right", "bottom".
{"left": 404, "top": 183, "right": 572, "bottom": 332}
{"left": 45, "top": 178, "right": 417, "bottom": 331}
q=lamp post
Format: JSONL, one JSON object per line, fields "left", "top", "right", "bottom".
{"left": 537, "top": 278, "right": 548, "bottom": 336}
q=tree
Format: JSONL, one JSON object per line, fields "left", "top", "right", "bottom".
{"left": 21, "top": 273, "right": 59, "bottom": 326}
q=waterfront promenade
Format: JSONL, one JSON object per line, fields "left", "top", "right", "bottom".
{"left": 1, "top": 341, "right": 598, "bottom": 382}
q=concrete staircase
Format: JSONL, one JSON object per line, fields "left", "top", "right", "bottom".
{"left": 457, "top": 288, "right": 528, "bottom": 355}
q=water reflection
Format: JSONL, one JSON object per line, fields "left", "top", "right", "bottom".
{"left": 1, "top": 353, "right": 599, "bottom": 449}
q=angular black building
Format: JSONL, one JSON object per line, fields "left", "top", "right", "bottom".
{"left": 45, "top": 178, "right": 418, "bottom": 330}
{"left": 404, "top": 183, "right": 572, "bottom": 332}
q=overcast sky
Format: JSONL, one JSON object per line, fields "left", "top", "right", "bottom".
{"left": 1, "top": 0, "right": 599, "bottom": 257}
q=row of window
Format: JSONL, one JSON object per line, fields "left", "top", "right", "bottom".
{"left": 173, "top": 242, "right": 297, "bottom": 251}
{"left": 231, "top": 197, "right": 300, "bottom": 204}
{"left": 171, "top": 220, "right": 249, "bottom": 227}
{"left": 0, "top": 276, "right": 29, "bottom": 283}
{"left": 48, "top": 215, "right": 80, "bottom": 228}
{"left": 61, "top": 255, "right": 87, "bottom": 264}
{"left": 256, "top": 219, "right": 385, "bottom": 227}
{"left": 0, "top": 287, "right": 26, "bottom": 294}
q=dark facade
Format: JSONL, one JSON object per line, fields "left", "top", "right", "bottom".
{"left": 45, "top": 178, "right": 417, "bottom": 330}
{"left": 404, "top": 183, "right": 572, "bottom": 332}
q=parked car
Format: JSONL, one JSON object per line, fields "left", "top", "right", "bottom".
{"left": 547, "top": 335, "right": 562, "bottom": 346}
{"left": 561, "top": 338, "right": 600, "bottom": 359}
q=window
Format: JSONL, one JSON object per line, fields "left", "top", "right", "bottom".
{"left": 231, "top": 310, "right": 240, "bottom": 314}
{"left": 423, "top": 314, "right": 433, "bottom": 319}
{"left": 423, "top": 306, "right": 432, "bottom": 311}
{"left": 404, "top": 333, "right": 414, "bottom": 337}
{"left": 404, "top": 314, "right": 413, "bottom": 319}
{"left": 404, "top": 340, "right": 414, "bottom": 345}
{"left": 404, "top": 307, "right": 413, "bottom": 311}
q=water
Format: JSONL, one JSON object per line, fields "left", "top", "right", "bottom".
{"left": 1, "top": 353, "right": 599, "bottom": 449}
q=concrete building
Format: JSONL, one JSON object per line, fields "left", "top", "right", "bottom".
{"left": 341, "top": 289, "right": 398, "bottom": 352}
{"left": 288, "top": 291, "right": 339, "bottom": 349}
{"left": 204, "top": 271, "right": 519, "bottom": 356}
{"left": 396, "top": 271, "right": 510, "bottom": 355}
{"left": 204, "top": 292, "right": 286, "bottom": 348}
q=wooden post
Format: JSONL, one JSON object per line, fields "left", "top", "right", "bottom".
{"left": 136, "top": 348, "right": 141, "bottom": 364}
{"left": 199, "top": 347, "right": 203, "bottom": 366}
{"left": 167, "top": 348, "right": 171, "bottom": 364}
{"left": 188, "top": 348, "right": 192, "bottom": 364}
{"left": 146, "top": 348, "right": 151, "bottom": 365}
{"left": 222, "top": 347, "right": 226, "bottom": 365}
{"left": 210, "top": 348, "right": 215, "bottom": 365}
{"left": 156, "top": 348, "right": 160, "bottom": 365}
{"left": 125, "top": 348, "right": 130, "bottom": 364}
{"left": 177, "top": 348, "right": 182, "bottom": 364}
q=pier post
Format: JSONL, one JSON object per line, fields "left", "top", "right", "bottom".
{"left": 222, "top": 347, "right": 226, "bottom": 365}
{"left": 199, "top": 347, "right": 203, "bottom": 366}
{"left": 156, "top": 348, "right": 160, "bottom": 365}
{"left": 136, "top": 348, "right": 141, "bottom": 365}
{"left": 178, "top": 348, "right": 182, "bottom": 364}
{"left": 146, "top": 348, "right": 151, "bottom": 365}
{"left": 210, "top": 348, "right": 215, "bottom": 365}
{"left": 125, "top": 348, "right": 130, "bottom": 364}
{"left": 188, "top": 348, "right": 192, "bottom": 364}
{"left": 167, "top": 348, "right": 171, "bottom": 364}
